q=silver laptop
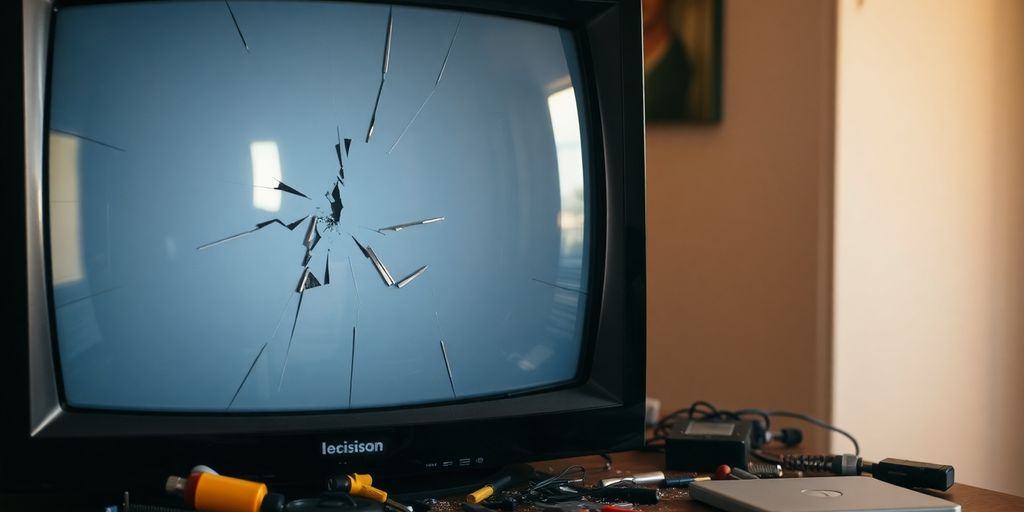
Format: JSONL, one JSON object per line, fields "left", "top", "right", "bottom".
{"left": 689, "top": 476, "right": 960, "bottom": 512}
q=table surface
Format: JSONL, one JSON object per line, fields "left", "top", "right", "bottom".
{"left": 3, "top": 450, "right": 1023, "bottom": 511}
{"left": 533, "top": 450, "right": 1024, "bottom": 512}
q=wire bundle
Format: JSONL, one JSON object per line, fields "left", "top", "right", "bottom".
{"left": 646, "top": 400, "right": 860, "bottom": 459}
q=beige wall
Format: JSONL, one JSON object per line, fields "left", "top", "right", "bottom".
{"left": 833, "top": 0, "right": 1024, "bottom": 496}
{"left": 646, "top": 0, "right": 836, "bottom": 451}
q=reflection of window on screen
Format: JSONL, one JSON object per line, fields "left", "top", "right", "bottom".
{"left": 47, "top": 2, "right": 591, "bottom": 413}
{"left": 547, "top": 87, "right": 586, "bottom": 260}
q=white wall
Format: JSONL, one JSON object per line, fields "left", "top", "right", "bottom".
{"left": 833, "top": 0, "right": 1024, "bottom": 495}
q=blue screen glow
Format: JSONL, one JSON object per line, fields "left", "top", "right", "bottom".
{"left": 47, "top": 1, "right": 591, "bottom": 412}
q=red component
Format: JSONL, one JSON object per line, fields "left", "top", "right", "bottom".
{"left": 184, "top": 471, "right": 204, "bottom": 509}
{"left": 601, "top": 506, "right": 635, "bottom": 512}
{"left": 713, "top": 465, "right": 732, "bottom": 480}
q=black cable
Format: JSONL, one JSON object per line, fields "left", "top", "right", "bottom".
{"left": 648, "top": 401, "right": 859, "bottom": 456}
{"left": 732, "top": 408, "right": 772, "bottom": 432}
{"left": 688, "top": 400, "right": 719, "bottom": 419}
{"left": 749, "top": 409, "right": 859, "bottom": 456}
{"left": 500, "top": 464, "right": 589, "bottom": 505}
{"left": 529, "top": 464, "right": 585, "bottom": 492}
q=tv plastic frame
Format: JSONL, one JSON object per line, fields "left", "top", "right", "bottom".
{"left": 4, "top": 0, "right": 646, "bottom": 491}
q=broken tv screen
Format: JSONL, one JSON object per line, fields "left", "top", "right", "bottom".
{"left": 47, "top": 1, "right": 591, "bottom": 412}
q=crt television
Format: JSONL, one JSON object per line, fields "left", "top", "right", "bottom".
{"left": 3, "top": 0, "right": 646, "bottom": 492}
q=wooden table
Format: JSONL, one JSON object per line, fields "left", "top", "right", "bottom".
{"left": 534, "top": 450, "right": 1024, "bottom": 512}
{"left": 4, "top": 450, "right": 1022, "bottom": 511}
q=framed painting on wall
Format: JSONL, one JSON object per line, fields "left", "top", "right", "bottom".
{"left": 643, "top": 0, "right": 723, "bottom": 123}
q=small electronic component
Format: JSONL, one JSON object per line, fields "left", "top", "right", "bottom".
{"left": 468, "top": 474, "right": 515, "bottom": 504}
{"left": 778, "top": 454, "right": 955, "bottom": 491}
{"left": 326, "top": 474, "right": 389, "bottom": 503}
{"left": 664, "top": 419, "right": 752, "bottom": 472}
{"left": 325, "top": 473, "right": 410, "bottom": 512}
{"left": 728, "top": 467, "right": 759, "bottom": 480}
{"left": 868, "top": 458, "right": 955, "bottom": 491}
{"left": 165, "top": 470, "right": 283, "bottom": 512}
{"left": 662, "top": 476, "right": 711, "bottom": 488}
{"left": 745, "top": 462, "right": 783, "bottom": 478}
{"left": 599, "top": 471, "right": 665, "bottom": 487}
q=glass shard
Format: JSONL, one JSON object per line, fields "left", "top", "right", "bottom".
{"left": 328, "top": 183, "right": 344, "bottom": 225}
{"left": 366, "top": 83, "right": 383, "bottom": 143}
{"left": 352, "top": 237, "right": 395, "bottom": 287}
{"left": 440, "top": 340, "right": 456, "bottom": 398}
{"left": 296, "top": 267, "right": 322, "bottom": 293}
{"left": 273, "top": 180, "right": 310, "bottom": 199}
{"left": 381, "top": 7, "right": 393, "bottom": 75}
{"left": 302, "top": 217, "right": 322, "bottom": 266}
{"left": 350, "top": 235, "right": 370, "bottom": 258}
{"left": 278, "top": 289, "right": 305, "bottom": 390}
{"left": 199, "top": 214, "right": 310, "bottom": 251}
{"left": 365, "top": 7, "right": 393, "bottom": 143}
{"left": 197, "top": 227, "right": 259, "bottom": 250}
{"left": 324, "top": 251, "right": 331, "bottom": 285}
{"left": 434, "top": 17, "right": 461, "bottom": 87}
{"left": 365, "top": 246, "right": 395, "bottom": 286}
{"left": 395, "top": 264, "right": 427, "bottom": 289}
{"left": 387, "top": 17, "right": 462, "bottom": 155}
{"left": 377, "top": 216, "right": 445, "bottom": 233}
{"left": 335, "top": 126, "right": 345, "bottom": 180}
{"left": 227, "top": 342, "right": 267, "bottom": 409}
{"left": 348, "top": 326, "right": 356, "bottom": 407}
{"left": 223, "top": 0, "right": 250, "bottom": 52}
{"left": 50, "top": 128, "right": 126, "bottom": 152}
{"left": 284, "top": 216, "right": 309, "bottom": 230}
{"left": 255, "top": 216, "right": 309, "bottom": 230}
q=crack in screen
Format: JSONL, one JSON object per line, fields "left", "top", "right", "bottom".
{"left": 47, "top": 1, "right": 591, "bottom": 412}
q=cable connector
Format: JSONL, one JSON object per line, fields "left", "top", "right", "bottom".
{"left": 780, "top": 454, "right": 861, "bottom": 476}
{"left": 867, "top": 458, "right": 954, "bottom": 491}
{"left": 778, "top": 454, "right": 954, "bottom": 491}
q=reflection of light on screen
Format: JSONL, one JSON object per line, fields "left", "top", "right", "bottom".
{"left": 251, "top": 141, "right": 282, "bottom": 212}
{"left": 517, "top": 344, "right": 554, "bottom": 371}
{"left": 547, "top": 87, "right": 585, "bottom": 255}
{"left": 49, "top": 133, "right": 84, "bottom": 285}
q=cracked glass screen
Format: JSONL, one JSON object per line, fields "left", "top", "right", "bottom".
{"left": 47, "top": 1, "right": 591, "bottom": 411}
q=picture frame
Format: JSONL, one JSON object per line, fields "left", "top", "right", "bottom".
{"left": 643, "top": 0, "right": 724, "bottom": 123}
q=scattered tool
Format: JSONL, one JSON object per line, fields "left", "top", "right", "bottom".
{"left": 165, "top": 469, "right": 284, "bottom": 512}
{"left": 599, "top": 472, "right": 665, "bottom": 488}
{"left": 468, "top": 474, "right": 516, "bottom": 504}
{"left": 326, "top": 473, "right": 410, "bottom": 512}
{"left": 662, "top": 476, "right": 711, "bottom": 488}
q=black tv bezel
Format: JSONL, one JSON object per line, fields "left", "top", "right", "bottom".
{"left": 3, "top": 0, "right": 646, "bottom": 491}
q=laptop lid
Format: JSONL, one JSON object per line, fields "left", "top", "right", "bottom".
{"left": 689, "top": 476, "right": 960, "bottom": 512}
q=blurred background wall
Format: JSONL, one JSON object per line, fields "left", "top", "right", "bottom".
{"left": 645, "top": 0, "right": 1024, "bottom": 495}
{"left": 645, "top": 0, "right": 836, "bottom": 452}
{"left": 832, "top": 0, "right": 1024, "bottom": 496}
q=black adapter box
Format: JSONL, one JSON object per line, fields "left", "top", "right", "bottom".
{"left": 664, "top": 419, "right": 751, "bottom": 472}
